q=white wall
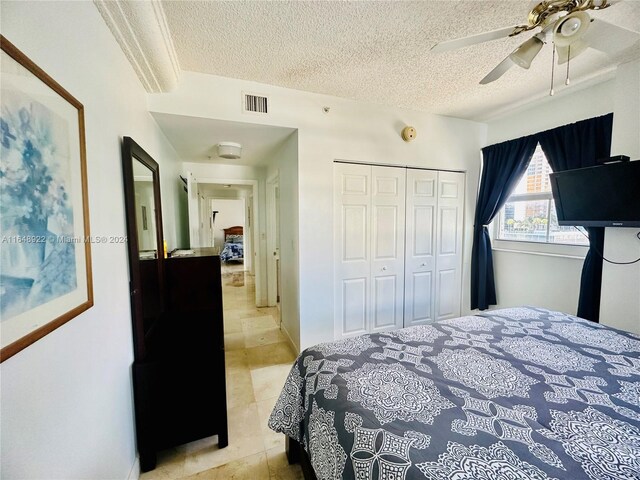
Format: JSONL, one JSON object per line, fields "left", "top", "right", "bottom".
{"left": 266, "top": 133, "right": 300, "bottom": 350}
{"left": 486, "top": 64, "right": 640, "bottom": 333}
{"left": 1, "top": 2, "right": 182, "bottom": 478}
{"left": 150, "top": 72, "right": 487, "bottom": 349}
{"left": 601, "top": 60, "right": 640, "bottom": 334}
{"left": 212, "top": 198, "right": 245, "bottom": 247}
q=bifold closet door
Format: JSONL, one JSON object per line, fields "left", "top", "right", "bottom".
{"left": 334, "top": 163, "right": 406, "bottom": 339}
{"left": 404, "top": 170, "right": 464, "bottom": 326}
{"left": 434, "top": 171, "right": 464, "bottom": 320}
{"left": 404, "top": 169, "right": 438, "bottom": 327}
{"left": 370, "top": 166, "right": 406, "bottom": 333}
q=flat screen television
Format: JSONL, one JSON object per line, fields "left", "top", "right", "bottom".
{"left": 549, "top": 160, "right": 640, "bottom": 227}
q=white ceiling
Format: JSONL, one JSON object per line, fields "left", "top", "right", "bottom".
{"left": 152, "top": 112, "right": 296, "bottom": 166}
{"left": 161, "top": 0, "right": 640, "bottom": 120}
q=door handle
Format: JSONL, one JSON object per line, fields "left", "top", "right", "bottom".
{"left": 420, "top": 263, "right": 427, "bottom": 267}
{"left": 381, "top": 266, "right": 387, "bottom": 271}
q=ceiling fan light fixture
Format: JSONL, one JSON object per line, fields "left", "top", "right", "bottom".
{"left": 217, "top": 142, "right": 242, "bottom": 159}
{"left": 509, "top": 35, "right": 544, "bottom": 69}
{"left": 553, "top": 11, "right": 591, "bottom": 47}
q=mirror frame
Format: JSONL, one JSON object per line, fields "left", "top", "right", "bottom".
{"left": 121, "top": 136, "right": 165, "bottom": 360}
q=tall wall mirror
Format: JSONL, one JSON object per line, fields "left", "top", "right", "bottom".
{"left": 121, "top": 136, "right": 165, "bottom": 361}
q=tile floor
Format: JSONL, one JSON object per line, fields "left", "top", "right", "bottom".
{"left": 140, "top": 264, "right": 303, "bottom": 480}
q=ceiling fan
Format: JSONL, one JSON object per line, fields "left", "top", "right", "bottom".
{"left": 431, "top": 0, "right": 640, "bottom": 86}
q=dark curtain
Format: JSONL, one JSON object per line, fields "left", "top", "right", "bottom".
{"left": 536, "top": 113, "right": 613, "bottom": 322}
{"left": 471, "top": 136, "right": 538, "bottom": 310}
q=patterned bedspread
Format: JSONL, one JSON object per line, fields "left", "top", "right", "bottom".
{"left": 220, "top": 242, "right": 243, "bottom": 262}
{"left": 268, "top": 306, "right": 640, "bottom": 480}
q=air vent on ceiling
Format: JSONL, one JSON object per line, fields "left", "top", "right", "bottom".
{"left": 243, "top": 93, "right": 268, "bottom": 114}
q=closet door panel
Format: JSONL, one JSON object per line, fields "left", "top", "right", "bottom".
{"left": 372, "top": 275, "right": 400, "bottom": 329}
{"left": 334, "top": 163, "right": 371, "bottom": 338}
{"left": 404, "top": 169, "right": 438, "bottom": 326}
{"left": 342, "top": 278, "right": 368, "bottom": 334}
{"left": 370, "top": 166, "right": 406, "bottom": 333}
{"left": 436, "top": 268, "right": 457, "bottom": 318}
{"left": 408, "top": 271, "right": 433, "bottom": 324}
{"left": 435, "top": 171, "right": 465, "bottom": 321}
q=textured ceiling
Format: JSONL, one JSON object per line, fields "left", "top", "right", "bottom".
{"left": 161, "top": 0, "right": 640, "bottom": 120}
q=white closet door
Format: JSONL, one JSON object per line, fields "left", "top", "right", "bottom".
{"left": 404, "top": 169, "right": 438, "bottom": 327}
{"left": 435, "top": 171, "right": 465, "bottom": 320}
{"left": 370, "top": 166, "right": 406, "bottom": 333}
{"left": 334, "top": 163, "right": 371, "bottom": 338}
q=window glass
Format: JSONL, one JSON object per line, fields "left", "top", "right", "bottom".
{"left": 496, "top": 145, "right": 589, "bottom": 246}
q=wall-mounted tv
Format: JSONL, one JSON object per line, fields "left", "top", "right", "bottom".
{"left": 549, "top": 160, "right": 640, "bottom": 227}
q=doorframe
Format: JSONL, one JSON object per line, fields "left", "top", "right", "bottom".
{"left": 197, "top": 178, "right": 264, "bottom": 307}
{"left": 266, "top": 172, "right": 280, "bottom": 307}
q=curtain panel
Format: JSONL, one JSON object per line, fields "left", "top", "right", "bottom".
{"left": 470, "top": 136, "right": 538, "bottom": 310}
{"left": 536, "top": 113, "right": 613, "bottom": 322}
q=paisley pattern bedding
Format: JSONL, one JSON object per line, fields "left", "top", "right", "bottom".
{"left": 268, "top": 306, "right": 640, "bottom": 480}
{"left": 220, "top": 241, "right": 243, "bottom": 262}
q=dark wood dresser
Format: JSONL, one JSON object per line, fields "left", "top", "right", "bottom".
{"left": 133, "top": 250, "right": 228, "bottom": 471}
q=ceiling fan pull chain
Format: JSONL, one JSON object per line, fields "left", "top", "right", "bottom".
{"left": 565, "top": 45, "right": 571, "bottom": 86}
{"left": 550, "top": 45, "right": 556, "bottom": 96}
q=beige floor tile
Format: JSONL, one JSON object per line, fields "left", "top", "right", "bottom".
{"left": 251, "top": 364, "right": 292, "bottom": 401}
{"left": 258, "top": 306, "right": 280, "bottom": 318}
{"left": 242, "top": 315, "right": 278, "bottom": 332}
{"left": 247, "top": 343, "right": 297, "bottom": 370}
{"left": 266, "top": 447, "right": 304, "bottom": 480}
{"left": 182, "top": 431, "right": 265, "bottom": 476}
{"left": 180, "top": 404, "right": 264, "bottom": 476}
{"left": 244, "top": 327, "right": 288, "bottom": 349}
{"left": 223, "top": 318, "right": 244, "bottom": 334}
{"left": 140, "top": 447, "right": 187, "bottom": 480}
{"left": 227, "top": 402, "right": 262, "bottom": 440}
{"left": 224, "top": 332, "right": 246, "bottom": 351}
{"left": 256, "top": 396, "right": 279, "bottom": 427}
{"left": 225, "top": 350, "right": 250, "bottom": 370}
{"left": 179, "top": 452, "right": 269, "bottom": 480}
{"left": 226, "top": 368, "right": 255, "bottom": 408}
{"left": 257, "top": 396, "right": 283, "bottom": 451}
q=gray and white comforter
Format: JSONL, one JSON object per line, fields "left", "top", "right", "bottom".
{"left": 268, "top": 306, "right": 640, "bottom": 479}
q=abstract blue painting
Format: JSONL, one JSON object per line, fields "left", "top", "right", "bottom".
{"left": 1, "top": 91, "right": 77, "bottom": 319}
{"left": 1, "top": 36, "right": 92, "bottom": 361}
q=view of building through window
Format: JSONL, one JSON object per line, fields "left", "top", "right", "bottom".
{"left": 497, "top": 145, "right": 589, "bottom": 246}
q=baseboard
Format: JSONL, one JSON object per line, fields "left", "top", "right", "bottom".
{"left": 127, "top": 456, "right": 140, "bottom": 480}
{"left": 280, "top": 322, "right": 300, "bottom": 355}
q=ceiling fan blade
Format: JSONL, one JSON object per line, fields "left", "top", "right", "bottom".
{"left": 581, "top": 19, "right": 640, "bottom": 55}
{"left": 480, "top": 56, "right": 516, "bottom": 84}
{"left": 431, "top": 26, "right": 519, "bottom": 53}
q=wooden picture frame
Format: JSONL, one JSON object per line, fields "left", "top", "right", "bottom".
{"left": 0, "top": 35, "right": 93, "bottom": 361}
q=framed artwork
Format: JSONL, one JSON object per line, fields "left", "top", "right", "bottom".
{"left": 0, "top": 36, "right": 93, "bottom": 361}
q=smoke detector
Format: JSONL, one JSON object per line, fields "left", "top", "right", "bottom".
{"left": 217, "top": 142, "right": 242, "bottom": 159}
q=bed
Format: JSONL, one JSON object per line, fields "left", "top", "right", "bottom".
{"left": 220, "top": 226, "right": 244, "bottom": 263}
{"left": 268, "top": 306, "right": 640, "bottom": 480}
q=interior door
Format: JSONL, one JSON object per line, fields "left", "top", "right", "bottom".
{"left": 334, "top": 163, "right": 371, "bottom": 338}
{"left": 435, "top": 171, "right": 465, "bottom": 320}
{"left": 370, "top": 166, "right": 406, "bottom": 333}
{"left": 186, "top": 172, "right": 200, "bottom": 248}
{"left": 404, "top": 169, "right": 437, "bottom": 327}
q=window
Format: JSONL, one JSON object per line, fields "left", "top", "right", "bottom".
{"left": 495, "top": 145, "right": 589, "bottom": 246}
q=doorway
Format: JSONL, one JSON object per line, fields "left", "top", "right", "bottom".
{"left": 266, "top": 173, "right": 281, "bottom": 321}
{"left": 187, "top": 178, "right": 261, "bottom": 305}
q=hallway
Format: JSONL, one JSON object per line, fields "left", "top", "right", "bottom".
{"left": 140, "top": 266, "right": 303, "bottom": 479}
